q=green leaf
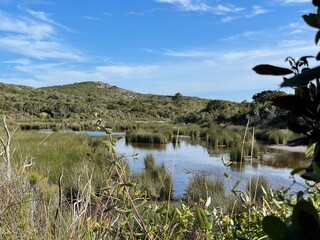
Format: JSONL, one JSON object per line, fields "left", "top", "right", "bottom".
{"left": 105, "top": 128, "right": 113, "bottom": 135}
{"left": 280, "top": 65, "right": 320, "bottom": 87}
{"left": 231, "top": 180, "right": 240, "bottom": 195}
{"left": 290, "top": 167, "right": 305, "bottom": 176}
{"left": 306, "top": 143, "right": 316, "bottom": 158}
{"left": 313, "top": 0, "right": 320, "bottom": 7}
{"left": 301, "top": 171, "right": 320, "bottom": 182}
{"left": 315, "top": 30, "right": 320, "bottom": 44}
{"left": 253, "top": 64, "right": 293, "bottom": 76}
{"left": 303, "top": 14, "right": 320, "bottom": 29}
{"left": 273, "top": 96, "right": 313, "bottom": 118}
{"left": 194, "top": 207, "right": 213, "bottom": 230}
{"left": 262, "top": 216, "right": 289, "bottom": 240}
{"left": 222, "top": 157, "right": 233, "bottom": 167}
{"left": 292, "top": 200, "right": 320, "bottom": 239}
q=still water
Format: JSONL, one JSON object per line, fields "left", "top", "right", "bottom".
{"left": 83, "top": 131, "right": 308, "bottom": 199}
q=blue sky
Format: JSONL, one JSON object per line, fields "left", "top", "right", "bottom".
{"left": 0, "top": 0, "right": 318, "bottom": 101}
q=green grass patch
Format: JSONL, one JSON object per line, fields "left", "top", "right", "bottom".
{"left": 133, "top": 154, "right": 173, "bottom": 200}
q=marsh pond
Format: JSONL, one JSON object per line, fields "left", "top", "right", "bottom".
{"left": 84, "top": 131, "right": 309, "bottom": 199}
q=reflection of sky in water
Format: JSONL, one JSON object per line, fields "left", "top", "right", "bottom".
{"left": 112, "top": 137, "right": 307, "bottom": 199}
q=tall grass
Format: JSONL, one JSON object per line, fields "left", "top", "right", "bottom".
{"left": 255, "top": 128, "right": 298, "bottom": 145}
{"left": 186, "top": 173, "right": 236, "bottom": 213}
{"left": 229, "top": 143, "right": 260, "bottom": 162}
{"left": 10, "top": 131, "right": 130, "bottom": 196}
{"left": 246, "top": 176, "right": 270, "bottom": 204}
{"left": 203, "top": 125, "right": 253, "bottom": 148}
{"left": 125, "top": 130, "right": 171, "bottom": 144}
{"left": 133, "top": 154, "right": 172, "bottom": 200}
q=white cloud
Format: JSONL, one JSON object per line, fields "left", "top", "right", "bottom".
{"left": 212, "top": 4, "right": 244, "bottom": 15}
{"left": 163, "top": 49, "right": 213, "bottom": 57}
{"left": 6, "top": 61, "right": 159, "bottom": 87}
{"left": 95, "top": 65, "right": 159, "bottom": 79}
{"left": 0, "top": 11, "right": 54, "bottom": 39}
{"left": 82, "top": 16, "right": 100, "bottom": 21}
{"left": 282, "top": 0, "right": 310, "bottom": 3}
{"left": 4, "top": 58, "right": 32, "bottom": 65}
{"left": 0, "top": 77, "right": 42, "bottom": 87}
{"left": 251, "top": 5, "right": 268, "bottom": 16}
{"left": 155, "top": 0, "right": 211, "bottom": 11}
{"left": 0, "top": 10, "right": 84, "bottom": 60}
{"left": 155, "top": 0, "right": 244, "bottom": 14}
{"left": 0, "top": 37, "right": 84, "bottom": 60}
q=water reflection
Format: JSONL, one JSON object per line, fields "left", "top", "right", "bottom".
{"left": 113, "top": 137, "right": 309, "bottom": 199}
{"left": 125, "top": 141, "right": 167, "bottom": 151}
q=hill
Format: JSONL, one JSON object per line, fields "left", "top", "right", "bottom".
{"left": 0, "top": 81, "right": 283, "bottom": 129}
{"left": 0, "top": 81, "right": 207, "bottom": 123}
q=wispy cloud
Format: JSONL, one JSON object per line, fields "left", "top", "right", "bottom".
{"left": 0, "top": 37, "right": 83, "bottom": 60}
{"left": 163, "top": 49, "right": 213, "bottom": 57}
{"left": 82, "top": 15, "right": 100, "bottom": 21}
{"left": 155, "top": 1, "right": 270, "bottom": 23}
{"left": 155, "top": 0, "right": 211, "bottom": 12}
{"left": 251, "top": 5, "right": 268, "bottom": 16}
{"left": 0, "top": 10, "right": 84, "bottom": 60}
{"left": 5, "top": 61, "right": 159, "bottom": 87}
{"left": 155, "top": 0, "right": 244, "bottom": 15}
{"left": 222, "top": 5, "right": 269, "bottom": 22}
{"left": 0, "top": 11, "right": 54, "bottom": 39}
{"left": 282, "top": 0, "right": 310, "bottom": 3}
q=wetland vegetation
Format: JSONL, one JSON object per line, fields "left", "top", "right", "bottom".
{"left": 2, "top": 1, "right": 320, "bottom": 237}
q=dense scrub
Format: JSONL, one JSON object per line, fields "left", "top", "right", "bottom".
{"left": 0, "top": 81, "right": 287, "bottom": 131}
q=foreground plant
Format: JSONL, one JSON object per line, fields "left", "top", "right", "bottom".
{"left": 253, "top": 0, "right": 320, "bottom": 238}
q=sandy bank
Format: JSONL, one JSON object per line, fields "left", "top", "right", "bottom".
{"left": 268, "top": 145, "right": 307, "bottom": 153}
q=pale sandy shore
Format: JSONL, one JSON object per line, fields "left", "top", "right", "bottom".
{"left": 268, "top": 145, "right": 307, "bottom": 153}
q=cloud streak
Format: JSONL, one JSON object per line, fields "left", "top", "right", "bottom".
{"left": 4, "top": 61, "right": 159, "bottom": 87}
{"left": 155, "top": 0, "right": 211, "bottom": 11}
{"left": 155, "top": 0, "right": 244, "bottom": 15}
{"left": 0, "top": 10, "right": 83, "bottom": 60}
{"left": 282, "top": 0, "right": 310, "bottom": 3}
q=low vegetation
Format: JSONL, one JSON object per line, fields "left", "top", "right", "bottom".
{"left": 0, "top": 81, "right": 289, "bottom": 132}
{"left": 133, "top": 154, "right": 172, "bottom": 200}
{"left": 1, "top": 123, "right": 317, "bottom": 239}
{"left": 3, "top": 1, "right": 320, "bottom": 238}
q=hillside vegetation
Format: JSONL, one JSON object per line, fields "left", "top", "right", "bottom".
{"left": 0, "top": 81, "right": 285, "bottom": 129}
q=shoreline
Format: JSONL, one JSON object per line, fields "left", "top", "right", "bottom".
{"left": 268, "top": 145, "right": 307, "bottom": 153}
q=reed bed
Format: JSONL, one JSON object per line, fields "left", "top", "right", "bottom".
{"left": 255, "top": 128, "right": 298, "bottom": 145}
{"left": 132, "top": 154, "right": 172, "bottom": 200}
{"left": 185, "top": 173, "right": 236, "bottom": 213}
{"left": 246, "top": 176, "right": 270, "bottom": 204}
{"left": 203, "top": 125, "right": 251, "bottom": 148}
{"left": 125, "top": 130, "right": 171, "bottom": 144}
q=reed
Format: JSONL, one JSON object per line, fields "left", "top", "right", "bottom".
{"left": 203, "top": 125, "right": 253, "bottom": 149}
{"left": 255, "top": 128, "right": 298, "bottom": 145}
{"left": 229, "top": 143, "right": 260, "bottom": 162}
{"left": 186, "top": 173, "right": 236, "bottom": 213}
{"left": 133, "top": 154, "right": 173, "bottom": 200}
{"left": 125, "top": 130, "right": 171, "bottom": 144}
{"left": 246, "top": 175, "right": 270, "bottom": 204}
